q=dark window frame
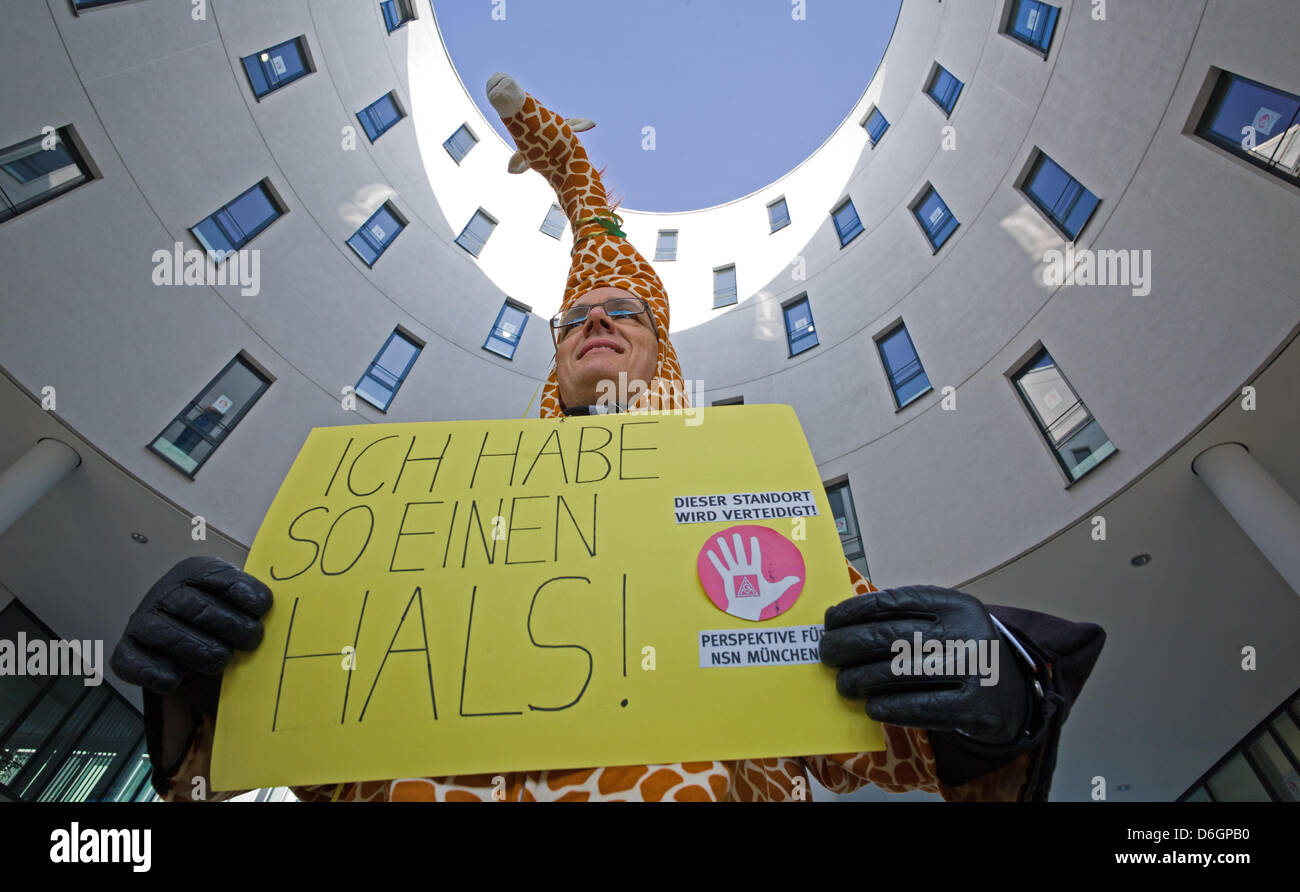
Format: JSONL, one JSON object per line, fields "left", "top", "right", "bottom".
{"left": 713, "top": 264, "right": 738, "bottom": 309}
{"left": 711, "top": 396, "right": 745, "bottom": 407}
{"left": 147, "top": 353, "right": 272, "bottom": 478}
{"left": 767, "top": 196, "right": 790, "bottom": 233}
{"left": 455, "top": 208, "right": 497, "bottom": 257}
{"left": 0, "top": 599, "right": 153, "bottom": 803}
{"left": 1192, "top": 70, "right": 1300, "bottom": 190}
{"left": 832, "top": 198, "right": 864, "bottom": 247}
{"left": 824, "top": 477, "right": 870, "bottom": 580}
{"left": 357, "top": 91, "right": 406, "bottom": 143}
{"left": 1009, "top": 344, "right": 1117, "bottom": 485}
{"left": 347, "top": 200, "right": 407, "bottom": 268}
{"left": 241, "top": 36, "right": 314, "bottom": 101}
{"left": 1001, "top": 0, "right": 1060, "bottom": 57}
{"left": 69, "top": 0, "right": 136, "bottom": 12}
{"left": 909, "top": 183, "right": 960, "bottom": 253}
{"left": 874, "top": 320, "right": 932, "bottom": 410}
{"left": 0, "top": 126, "right": 96, "bottom": 225}
{"left": 483, "top": 299, "right": 532, "bottom": 360}
{"left": 380, "top": 0, "right": 416, "bottom": 33}
{"left": 1178, "top": 686, "right": 1300, "bottom": 802}
{"left": 356, "top": 328, "right": 423, "bottom": 412}
{"left": 1017, "top": 148, "right": 1102, "bottom": 242}
{"left": 190, "top": 179, "right": 286, "bottom": 259}
{"left": 782, "top": 294, "right": 818, "bottom": 357}
{"left": 540, "top": 203, "right": 566, "bottom": 239}
{"left": 443, "top": 124, "right": 479, "bottom": 164}
{"left": 655, "top": 229, "right": 678, "bottom": 261}
{"left": 862, "top": 106, "right": 890, "bottom": 146}
{"left": 924, "top": 63, "right": 964, "bottom": 117}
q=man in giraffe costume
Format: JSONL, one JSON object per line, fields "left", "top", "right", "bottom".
{"left": 111, "top": 75, "right": 1104, "bottom": 803}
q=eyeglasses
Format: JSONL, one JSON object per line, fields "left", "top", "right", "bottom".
{"left": 550, "top": 296, "right": 656, "bottom": 343}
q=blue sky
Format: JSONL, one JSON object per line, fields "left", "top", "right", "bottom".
{"left": 433, "top": 0, "right": 902, "bottom": 212}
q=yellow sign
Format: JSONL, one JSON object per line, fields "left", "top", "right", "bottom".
{"left": 211, "top": 405, "right": 883, "bottom": 791}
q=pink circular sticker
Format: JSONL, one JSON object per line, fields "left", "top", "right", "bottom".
{"left": 697, "top": 525, "right": 806, "bottom": 622}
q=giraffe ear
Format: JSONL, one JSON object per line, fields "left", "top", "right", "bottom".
{"left": 507, "top": 151, "right": 531, "bottom": 174}
{"left": 566, "top": 117, "right": 595, "bottom": 132}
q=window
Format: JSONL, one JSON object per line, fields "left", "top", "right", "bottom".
{"left": 0, "top": 600, "right": 153, "bottom": 802}
{"left": 1012, "top": 347, "right": 1116, "bottom": 483}
{"left": 455, "top": 209, "right": 497, "bottom": 257}
{"left": 71, "top": 0, "right": 130, "bottom": 10}
{"left": 241, "top": 37, "right": 312, "bottom": 99}
{"left": 0, "top": 127, "right": 94, "bottom": 224}
{"left": 540, "top": 204, "right": 566, "bottom": 239}
{"left": 713, "top": 265, "right": 737, "bottom": 308}
{"left": 1021, "top": 151, "right": 1100, "bottom": 240}
{"left": 1195, "top": 71, "right": 1300, "bottom": 187}
{"left": 1004, "top": 0, "right": 1059, "bottom": 55}
{"left": 357, "top": 92, "right": 405, "bottom": 142}
{"left": 862, "top": 107, "right": 889, "bottom": 145}
{"left": 191, "top": 180, "right": 283, "bottom": 258}
{"left": 444, "top": 124, "right": 478, "bottom": 164}
{"left": 783, "top": 295, "right": 818, "bottom": 356}
{"left": 767, "top": 197, "right": 790, "bottom": 232}
{"left": 712, "top": 396, "right": 744, "bottom": 406}
{"left": 925, "top": 64, "right": 964, "bottom": 116}
{"left": 1179, "top": 688, "right": 1300, "bottom": 802}
{"left": 832, "top": 198, "right": 863, "bottom": 246}
{"left": 357, "top": 330, "right": 422, "bottom": 411}
{"left": 911, "top": 184, "right": 959, "bottom": 251}
{"left": 825, "top": 480, "right": 869, "bottom": 579}
{"left": 484, "top": 300, "right": 530, "bottom": 359}
{"left": 380, "top": 0, "right": 415, "bottom": 32}
{"left": 876, "top": 322, "right": 931, "bottom": 409}
{"left": 149, "top": 354, "right": 271, "bottom": 476}
{"left": 347, "top": 201, "right": 406, "bottom": 267}
{"left": 655, "top": 230, "right": 678, "bottom": 261}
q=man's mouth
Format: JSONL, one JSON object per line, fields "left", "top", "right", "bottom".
{"left": 578, "top": 339, "right": 624, "bottom": 359}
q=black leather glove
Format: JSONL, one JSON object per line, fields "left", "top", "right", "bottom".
{"left": 110, "top": 556, "right": 273, "bottom": 717}
{"left": 820, "top": 585, "right": 1034, "bottom": 746}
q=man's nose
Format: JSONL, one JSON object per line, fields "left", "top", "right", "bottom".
{"left": 581, "top": 305, "right": 615, "bottom": 332}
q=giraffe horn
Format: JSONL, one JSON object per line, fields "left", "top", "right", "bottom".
{"left": 507, "top": 150, "right": 531, "bottom": 174}
{"left": 566, "top": 117, "right": 595, "bottom": 132}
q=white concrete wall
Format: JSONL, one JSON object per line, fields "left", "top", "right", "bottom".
{"left": 1, "top": 0, "right": 1298, "bottom": 595}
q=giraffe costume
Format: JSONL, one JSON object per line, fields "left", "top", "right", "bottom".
{"left": 155, "top": 75, "right": 1049, "bottom": 803}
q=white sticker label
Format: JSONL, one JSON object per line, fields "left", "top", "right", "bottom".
{"left": 370, "top": 223, "right": 386, "bottom": 240}
{"left": 1043, "top": 388, "right": 1062, "bottom": 410}
{"left": 673, "top": 491, "right": 819, "bottom": 524}
{"left": 928, "top": 206, "right": 944, "bottom": 226}
{"left": 212, "top": 395, "right": 233, "bottom": 414}
{"left": 1254, "top": 107, "right": 1281, "bottom": 136}
{"left": 271, "top": 55, "right": 287, "bottom": 76}
{"left": 699, "top": 625, "right": 824, "bottom": 668}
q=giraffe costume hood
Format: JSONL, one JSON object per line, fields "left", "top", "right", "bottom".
{"left": 486, "top": 72, "right": 686, "bottom": 417}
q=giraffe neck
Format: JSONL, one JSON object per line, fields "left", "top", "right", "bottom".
{"left": 504, "top": 96, "right": 616, "bottom": 237}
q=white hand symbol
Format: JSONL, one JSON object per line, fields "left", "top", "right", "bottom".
{"left": 706, "top": 533, "right": 800, "bottom": 622}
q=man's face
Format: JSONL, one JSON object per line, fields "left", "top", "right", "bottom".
{"left": 554, "top": 286, "right": 660, "bottom": 408}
